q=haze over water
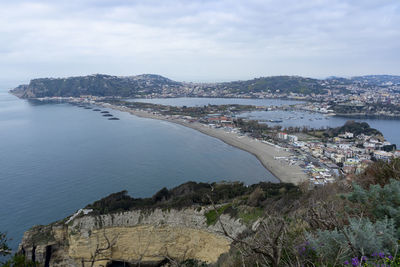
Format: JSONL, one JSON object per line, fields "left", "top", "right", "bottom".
{"left": 0, "top": 91, "right": 276, "bottom": 250}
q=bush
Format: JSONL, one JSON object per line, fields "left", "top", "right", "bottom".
{"left": 347, "top": 179, "right": 400, "bottom": 229}
{"left": 307, "top": 217, "right": 398, "bottom": 264}
{"left": 354, "top": 158, "right": 400, "bottom": 187}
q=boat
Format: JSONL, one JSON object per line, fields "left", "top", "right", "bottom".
{"left": 93, "top": 109, "right": 101, "bottom": 111}
{"left": 108, "top": 117, "right": 120, "bottom": 120}
{"left": 101, "top": 111, "right": 109, "bottom": 113}
{"left": 103, "top": 114, "right": 113, "bottom": 117}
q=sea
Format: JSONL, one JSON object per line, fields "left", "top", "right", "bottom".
{"left": 1, "top": 94, "right": 399, "bottom": 251}
{"left": 0, "top": 92, "right": 276, "bottom": 250}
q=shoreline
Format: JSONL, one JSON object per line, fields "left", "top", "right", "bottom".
{"left": 100, "top": 103, "right": 308, "bottom": 185}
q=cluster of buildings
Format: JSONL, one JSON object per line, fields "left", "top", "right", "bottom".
{"left": 191, "top": 111, "right": 399, "bottom": 186}
{"left": 277, "top": 130, "right": 400, "bottom": 184}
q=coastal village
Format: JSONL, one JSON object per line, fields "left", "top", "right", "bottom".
{"left": 186, "top": 112, "right": 399, "bottom": 186}
{"left": 34, "top": 94, "right": 400, "bottom": 186}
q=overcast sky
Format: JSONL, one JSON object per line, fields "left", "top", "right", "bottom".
{"left": 0, "top": 0, "right": 399, "bottom": 85}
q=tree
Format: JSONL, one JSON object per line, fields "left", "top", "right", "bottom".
{"left": 0, "top": 232, "right": 11, "bottom": 257}
{"left": 81, "top": 230, "right": 119, "bottom": 267}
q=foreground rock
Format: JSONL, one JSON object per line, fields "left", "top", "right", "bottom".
{"left": 19, "top": 207, "right": 245, "bottom": 266}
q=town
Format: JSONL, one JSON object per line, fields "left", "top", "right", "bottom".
{"left": 33, "top": 95, "right": 400, "bottom": 186}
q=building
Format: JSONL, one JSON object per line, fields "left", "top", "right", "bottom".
{"left": 278, "top": 132, "right": 288, "bottom": 140}
{"left": 374, "top": 150, "right": 393, "bottom": 161}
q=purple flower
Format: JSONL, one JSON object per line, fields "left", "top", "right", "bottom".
{"left": 379, "top": 252, "right": 385, "bottom": 258}
{"left": 344, "top": 260, "right": 349, "bottom": 265}
{"left": 388, "top": 255, "right": 393, "bottom": 260}
{"left": 352, "top": 257, "right": 360, "bottom": 266}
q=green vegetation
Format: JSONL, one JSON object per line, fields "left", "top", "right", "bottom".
{"left": 1, "top": 233, "right": 36, "bottom": 267}
{"left": 219, "top": 76, "right": 326, "bottom": 95}
{"left": 0, "top": 233, "right": 10, "bottom": 258}
{"left": 324, "top": 120, "right": 382, "bottom": 137}
{"left": 237, "top": 207, "right": 264, "bottom": 225}
{"left": 332, "top": 102, "right": 400, "bottom": 117}
{"left": 204, "top": 204, "right": 232, "bottom": 226}
{"left": 214, "top": 158, "right": 400, "bottom": 266}
{"left": 1, "top": 254, "right": 37, "bottom": 267}
{"left": 107, "top": 99, "right": 257, "bottom": 118}
{"left": 11, "top": 74, "right": 182, "bottom": 98}
{"left": 7, "top": 158, "right": 400, "bottom": 266}
{"left": 11, "top": 74, "right": 353, "bottom": 99}
{"left": 86, "top": 181, "right": 300, "bottom": 215}
{"left": 356, "top": 157, "right": 400, "bottom": 187}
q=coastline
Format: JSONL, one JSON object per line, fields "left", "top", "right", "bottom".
{"left": 100, "top": 103, "right": 308, "bottom": 185}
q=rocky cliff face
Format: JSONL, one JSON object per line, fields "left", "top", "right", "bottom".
{"left": 19, "top": 207, "right": 246, "bottom": 266}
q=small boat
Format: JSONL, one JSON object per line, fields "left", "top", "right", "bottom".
{"left": 108, "top": 117, "right": 120, "bottom": 120}
{"left": 101, "top": 111, "right": 109, "bottom": 114}
{"left": 84, "top": 107, "right": 92, "bottom": 109}
{"left": 93, "top": 109, "right": 101, "bottom": 111}
{"left": 103, "top": 114, "right": 113, "bottom": 117}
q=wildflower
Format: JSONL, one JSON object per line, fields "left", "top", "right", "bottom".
{"left": 344, "top": 260, "right": 349, "bottom": 265}
{"left": 352, "top": 257, "right": 360, "bottom": 266}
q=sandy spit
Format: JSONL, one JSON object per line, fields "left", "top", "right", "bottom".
{"left": 101, "top": 104, "right": 308, "bottom": 185}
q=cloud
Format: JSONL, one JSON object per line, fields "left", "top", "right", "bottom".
{"left": 0, "top": 0, "right": 399, "bottom": 84}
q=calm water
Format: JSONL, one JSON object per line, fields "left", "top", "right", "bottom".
{"left": 129, "top": 97, "right": 303, "bottom": 107}
{"left": 131, "top": 98, "right": 399, "bottom": 147}
{"left": 0, "top": 92, "right": 276, "bottom": 250}
{"left": 239, "top": 110, "right": 400, "bottom": 146}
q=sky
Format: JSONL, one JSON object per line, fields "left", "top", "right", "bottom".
{"left": 0, "top": 0, "right": 399, "bottom": 86}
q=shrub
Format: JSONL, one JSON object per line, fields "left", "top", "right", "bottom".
{"left": 354, "top": 158, "right": 400, "bottom": 187}
{"left": 307, "top": 217, "right": 397, "bottom": 264}
{"left": 347, "top": 179, "right": 400, "bottom": 230}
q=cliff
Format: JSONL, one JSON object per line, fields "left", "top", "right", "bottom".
{"left": 19, "top": 207, "right": 245, "bottom": 266}
{"left": 17, "top": 182, "right": 300, "bottom": 266}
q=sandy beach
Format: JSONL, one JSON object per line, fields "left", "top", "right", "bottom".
{"left": 101, "top": 103, "right": 308, "bottom": 185}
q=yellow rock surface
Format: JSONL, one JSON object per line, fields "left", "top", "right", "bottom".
{"left": 68, "top": 225, "right": 231, "bottom": 266}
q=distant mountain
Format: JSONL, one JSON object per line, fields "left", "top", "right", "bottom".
{"left": 10, "top": 74, "right": 400, "bottom": 99}
{"left": 10, "top": 74, "right": 183, "bottom": 98}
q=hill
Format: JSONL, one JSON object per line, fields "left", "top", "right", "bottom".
{"left": 324, "top": 120, "right": 383, "bottom": 137}
{"left": 11, "top": 74, "right": 400, "bottom": 99}
{"left": 10, "top": 74, "right": 183, "bottom": 98}
{"left": 217, "top": 75, "right": 326, "bottom": 95}
{"left": 10, "top": 74, "right": 330, "bottom": 98}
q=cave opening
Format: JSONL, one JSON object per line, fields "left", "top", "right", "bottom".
{"left": 31, "top": 245, "right": 36, "bottom": 263}
{"left": 44, "top": 245, "right": 52, "bottom": 267}
{"left": 106, "top": 261, "right": 132, "bottom": 267}
{"left": 106, "top": 259, "right": 169, "bottom": 267}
